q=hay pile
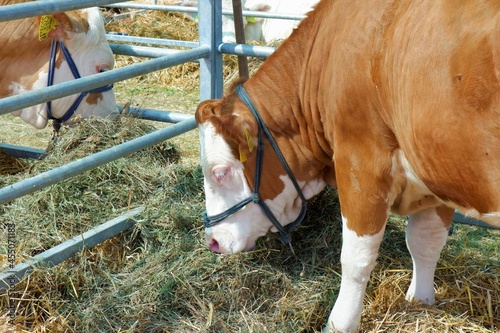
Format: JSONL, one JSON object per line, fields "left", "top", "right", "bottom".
{"left": 0, "top": 116, "right": 188, "bottom": 331}
{"left": 0, "top": 115, "right": 498, "bottom": 332}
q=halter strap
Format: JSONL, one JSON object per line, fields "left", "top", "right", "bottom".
{"left": 46, "top": 40, "right": 114, "bottom": 130}
{"left": 203, "top": 85, "right": 308, "bottom": 247}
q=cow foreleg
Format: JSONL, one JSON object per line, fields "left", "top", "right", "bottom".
{"left": 324, "top": 216, "right": 386, "bottom": 333}
{"left": 405, "top": 206, "right": 453, "bottom": 304}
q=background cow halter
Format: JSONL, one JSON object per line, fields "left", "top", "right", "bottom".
{"left": 203, "top": 84, "right": 308, "bottom": 252}
{"left": 46, "top": 40, "right": 114, "bottom": 131}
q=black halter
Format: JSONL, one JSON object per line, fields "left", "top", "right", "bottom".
{"left": 203, "top": 85, "right": 308, "bottom": 247}
{"left": 46, "top": 40, "right": 114, "bottom": 131}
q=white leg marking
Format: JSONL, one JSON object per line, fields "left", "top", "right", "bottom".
{"left": 405, "top": 207, "right": 449, "bottom": 304}
{"left": 324, "top": 215, "right": 385, "bottom": 333}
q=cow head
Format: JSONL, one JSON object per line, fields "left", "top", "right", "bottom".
{"left": 195, "top": 83, "right": 326, "bottom": 254}
{"left": 11, "top": 8, "right": 117, "bottom": 129}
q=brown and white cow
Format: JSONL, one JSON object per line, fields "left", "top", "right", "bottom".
{"left": 195, "top": 0, "right": 500, "bottom": 331}
{"left": 0, "top": 1, "right": 117, "bottom": 129}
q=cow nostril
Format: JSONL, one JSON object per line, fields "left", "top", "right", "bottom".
{"left": 208, "top": 238, "right": 220, "bottom": 253}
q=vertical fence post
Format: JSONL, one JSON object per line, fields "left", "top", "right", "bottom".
{"left": 232, "top": 0, "right": 249, "bottom": 78}
{"left": 199, "top": 0, "right": 224, "bottom": 100}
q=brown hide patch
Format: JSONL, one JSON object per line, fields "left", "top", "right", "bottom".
{"left": 379, "top": 2, "right": 500, "bottom": 215}
{"left": 435, "top": 205, "right": 454, "bottom": 229}
{"left": 0, "top": 3, "right": 92, "bottom": 96}
{"left": 450, "top": 36, "right": 498, "bottom": 113}
{"left": 332, "top": 86, "right": 395, "bottom": 236}
{"left": 86, "top": 92, "right": 103, "bottom": 105}
{"left": 0, "top": 10, "right": 52, "bottom": 95}
{"left": 240, "top": 140, "right": 287, "bottom": 201}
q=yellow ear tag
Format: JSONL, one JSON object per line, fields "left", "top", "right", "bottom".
{"left": 246, "top": 16, "right": 257, "bottom": 23}
{"left": 39, "top": 15, "right": 60, "bottom": 41}
{"left": 239, "top": 146, "right": 247, "bottom": 163}
{"left": 244, "top": 128, "right": 254, "bottom": 152}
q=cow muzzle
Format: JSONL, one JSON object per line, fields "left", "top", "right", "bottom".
{"left": 205, "top": 227, "right": 257, "bottom": 254}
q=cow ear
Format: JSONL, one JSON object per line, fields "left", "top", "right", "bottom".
{"left": 36, "top": 13, "right": 70, "bottom": 39}
{"left": 195, "top": 99, "right": 223, "bottom": 124}
{"left": 42, "top": 12, "right": 88, "bottom": 39}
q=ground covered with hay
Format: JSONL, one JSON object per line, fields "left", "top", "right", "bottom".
{"left": 1, "top": 4, "right": 499, "bottom": 333}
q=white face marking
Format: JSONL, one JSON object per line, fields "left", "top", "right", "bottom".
{"left": 51, "top": 8, "right": 117, "bottom": 121}
{"left": 325, "top": 215, "right": 385, "bottom": 333}
{"left": 200, "top": 122, "right": 270, "bottom": 253}
{"left": 199, "top": 122, "right": 325, "bottom": 253}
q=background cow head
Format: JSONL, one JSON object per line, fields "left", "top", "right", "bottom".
{"left": 7, "top": 7, "right": 117, "bottom": 128}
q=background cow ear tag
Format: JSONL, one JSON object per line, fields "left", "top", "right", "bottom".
{"left": 244, "top": 128, "right": 254, "bottom": 152}
{"left": 39, "top": 15, "right": 60, "bottom": 41}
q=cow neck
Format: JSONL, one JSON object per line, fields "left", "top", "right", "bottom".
{"left": 203, "top": 85, "right": 308, "bottom": 251}
{"left": 245, "top": 7, "right": 334, "bottom": 174}
{"left": 46, "top": 40, "right": 114, "bottom": 131}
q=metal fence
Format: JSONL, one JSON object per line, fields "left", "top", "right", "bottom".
{"left": 0, "top": 0, "right": 497, "bottom": 291}
{"left": 0, "top": 0, "right": 293, "bottom": 290}
{"left": 0, "top": 0, "right": 219, "bottom": 290}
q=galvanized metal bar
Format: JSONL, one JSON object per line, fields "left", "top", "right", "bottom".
{"left": 110, "top": 43, "right": 182, "bottom": 58}
{"left": 199, "top": 0, "right": 224, "bottom": 100}
{"left": 0, "top": 207, "right": 144, "bottom": 290}
{"left": 237, "top": 9, "right": 306, "bottom": 21}
{"left": 105, "top": 9, "right": 147, "bottom": 22}
{"left": 0, "top": 117, "right": 196, "bottom": 205}
{"left": 105, "top": 3, "right": 198, "bottom": 14}
{"left": 0, "top": 143, "right": 45, "bottom": 160}
{"left": 106, "top": 3, "right": 306, "bottom": 20}
{"left": 120, "top": 106, "right": 193, "bottom": 123}
{"left": 453, "top": 211, "right": 500, "bottom": 230}
{"left": 107, "top": 33, "right": 198, "bottom": 49}
{"left": 0, "top": 0, "right": 123, "bottom": 22}
{"left": 218, "top": 42, "right": 275, "bottom": 58}
{"left": 0, "top": 46, "right": 210, "bottom": 115}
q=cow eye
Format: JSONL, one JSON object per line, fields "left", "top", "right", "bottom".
{"left": 213, "top": 167, "right": 231, "bottom": 184}
{"left": 97, "top": 66, "right": 109, "bottom": 73}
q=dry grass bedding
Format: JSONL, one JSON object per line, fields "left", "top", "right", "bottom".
{"left": 0, "top": 119, "right": 498, "bottom": 332}
{"left": 0, "top": 4, "right": 498, "bottom": 333}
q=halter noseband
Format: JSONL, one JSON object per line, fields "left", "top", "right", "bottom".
{"left": 46, "top": 40, "right": 114, "bottom": 131}
{"left": 203, "top": 85, "right": 308, "bottom": 247}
